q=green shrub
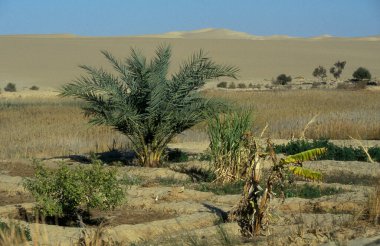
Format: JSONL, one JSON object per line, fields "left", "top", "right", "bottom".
{"left": 166, "top": 148, "right": 189, "bottom": 163}
{"left": 4, "top": 83, "right": 16, "bottom": 92}
{"left": 23, "top": 160, "right": 125, "bottom": 218}
{"left": 30, "top": 85, "right": 39, "bottom": 90}
{"left": 237, "top": 83, "right": 246, "bottom": 89}
{"left": 216, "top": 81, "right": 228, "bottom": 88}
{"left": 275, "top": 74, "right": 292, "bottom": 85}
{"left": 274, "top": 139, "right": 380, "bottom": 162}
{"left": 353, "top": 67, "right": 371, "bottom": 81}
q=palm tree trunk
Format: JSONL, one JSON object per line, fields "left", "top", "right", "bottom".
{"left": 138, "top": 144, "right": 164, "bottom": 167}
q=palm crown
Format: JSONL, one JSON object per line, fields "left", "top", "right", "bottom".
{"left": 61, "top": 45, "right": 238, "bottom": 167}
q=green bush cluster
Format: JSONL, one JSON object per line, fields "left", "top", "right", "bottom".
{"left": 216, "top": 81, "right": 228, "bottom": 88}
{"left": 4, "top": 82, "right": 16, "bottom": 92}
{"left": 275, "top": 139, "right": 380, "bottom": 162}
{"left": 23, "top": 160, "right": 125, "bottom": 218}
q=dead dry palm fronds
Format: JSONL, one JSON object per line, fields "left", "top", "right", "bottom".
{"left": 368, "top": 178, "right": 380, "bottom": 225}
{"left": 300, "top": 113, "right": 319, "bottom": 140}
{"left": 348, "top": 135, "right": 374, "bottom": 163}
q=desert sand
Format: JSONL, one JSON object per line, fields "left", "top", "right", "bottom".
{"left": 0, "top": 28, "right": 379, "bottom": 89}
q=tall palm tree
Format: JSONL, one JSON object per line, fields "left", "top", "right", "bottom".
{"left": 61, "top": 45, "right": 238, "bottom": 167}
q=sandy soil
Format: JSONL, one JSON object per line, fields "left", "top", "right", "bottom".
{"left": 0, "top": 28, "right": 379, "bottom": 89}
{"left": 0, "top": 155, "right": 379, "bottom": 245}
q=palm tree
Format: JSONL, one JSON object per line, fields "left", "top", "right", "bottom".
{"left": 61, "top": 45, "right": 238, "bottom": 167}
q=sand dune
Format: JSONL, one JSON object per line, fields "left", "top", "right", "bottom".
{"left": 0, "top": 28, "right": 379, "bottom": 89}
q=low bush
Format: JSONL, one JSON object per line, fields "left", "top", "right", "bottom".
{"left": 275, "top": 74, "right": 292, "bottom": 85}
{"left": 275, "top": 139, "right": 380, "bottom": 162}
{"left": 166, "top": 148, "right": 189, "bottom": 163}
{"left": 281, "top": 183, "right": 345, "bottom": 199}
{"left": 23, "top": 160, "right": 125, "bottom": 219}
{"left": 216, "top": 81, "right": 228, "bottom": 88}
{"left": 353, "top": 67, "right": 371, "bottom": 81}
{"left": 4, "top": 83, "right": 16, "bottom": 92}
{"left": 237, "top": 83, "right": 246, "bottom": 89}
{"left": 30, "top": 85, "right": 39, "bottom": 90}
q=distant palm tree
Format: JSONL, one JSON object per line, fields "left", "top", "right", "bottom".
{"left": 61, "top": 45, "right": 238, "bottom": 167}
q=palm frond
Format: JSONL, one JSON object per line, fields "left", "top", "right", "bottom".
{"left": 288, "top": 166, "right": 322, "bottom": 181}
{"left": 280, "top": 148, "right": 327, "bottom": 165}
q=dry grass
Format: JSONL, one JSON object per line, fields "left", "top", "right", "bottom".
{"left": 0, "top": 97, "right": 128, "bottom": 159}
{"left": 1, "top": 89, "right": 379, "bottom": 159}
{"left": 368, "top": 178, "right": 380, "bottom": 225}
{"left": 202, "top": 89, "right": 380, "bottom": 140}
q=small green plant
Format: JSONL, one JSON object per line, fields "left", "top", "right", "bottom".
{"left": 275, "top": 74, "right": 292, "bottom": 85}
{"left": 353, "top": 67, "right": 371, "bottom": 81}
{"left": 30, "top": 85, "right": 39, "bottom": 90}
{"left": 217, "top": 81, "right": 228, "bottom": 88}
{"left": 312, "top": 66, "right": 327, "bottom": 81}
{"left": 207, "top": 110, "right": 252, "bottom": 183}
{"left": 23, "top": 160, "right": 125, "bottom": 218}
{"left": 4, "top": 82, "right": 16, "bottom": 92}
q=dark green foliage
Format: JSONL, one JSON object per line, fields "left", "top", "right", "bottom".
{"left": 4, "top": 82, "right": 16, "bottom": 92}
{"left": 274, "top": 139, "right": 380, "bottom": 162}
{"left": 237, "top": 83, "right": 246, "bottom": 89}
{"left": 281, "top": 183, "right": 345, "bottom": 199}
{"left": 30, "top": 85, "right": 39, "bottom": 90}
{"left": 195, "top": 181, "right": 245, "bottom": 195}
{"left": 0, "top": 219, "right": 31, "bottom": 242}
{"left": 353, "top": 67, "right": 371, "bottom": 81}
{"left": 330, "top": 61, "right": 346, "bottom": 80}
{"left": 23, "top": 160, "right": 125, "bottom": 218}
{"left": 276, "top": 74, "right": 292, "bottom": 85}
{"left": 312, "top": 66, "right": 327, "bottom": 81}
{"left": 60, "top": 45, "right": 238, "bottom": 167}
{"left": 166, "top": 148, "right": 189, "bottom": 163}
{"left": 217, "top": 81, "right": 228, "bottom": 88}
{"left": 323, "top": 172, "right": 377, "bottom": 186}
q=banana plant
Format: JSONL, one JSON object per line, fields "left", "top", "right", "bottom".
{"left": 229, "top": 139, "right": 326, "bottom": 237}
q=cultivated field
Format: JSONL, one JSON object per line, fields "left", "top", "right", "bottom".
{"left": 0, "top": 88, "right": 379, "bottom": 245}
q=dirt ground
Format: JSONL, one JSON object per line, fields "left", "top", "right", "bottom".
{"left": 0, "top": 147, "right": 380, "bottom": 245}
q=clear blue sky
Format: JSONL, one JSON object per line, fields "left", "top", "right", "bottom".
{"left": 0, "top": 0, "right": 379, "bottom": 37}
